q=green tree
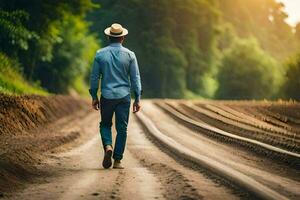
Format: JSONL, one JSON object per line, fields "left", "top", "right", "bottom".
{"left": 89, "top": 0, "right": 219, "bottom": 98}
{"left": 0, "top": 10, "right": 38, "bottom": 59}
{"left": 35, "top": 15, "right": 99, "bottom": 93}
{"left": 282, "top": 53, "right": 300, "bottom": 100}
{"left": 218, "top": 0, "right": 298, "bottom": 60}
{"left": 149, "top": 37, "right": 187, "bottom": 98}
{"left": 0, "top": 0, "right": 94, "bottom": 79}
{"left": 216, "top": 38, "right": 282, "bottom": 99}
{"left": 0, "top": 0, "right": 99, "bottom": 94}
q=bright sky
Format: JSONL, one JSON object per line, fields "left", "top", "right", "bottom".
{"left": 277, "top": 0, "right": 300, "bottom": 26}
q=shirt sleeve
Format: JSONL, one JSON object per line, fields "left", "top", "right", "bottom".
{"left": 89, "top": 56, "right": 101, "bottom": 100}
{"left": 129, "top": 52, "right": 142, "bottom": 102}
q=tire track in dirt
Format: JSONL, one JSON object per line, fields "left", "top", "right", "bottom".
{"left": 226, "top": 103, "right": 300, "bottom": 130}
{"left": 140, "top": 101, "right": 300, "bottom": 199}
{"left": 180, "top": 102, "right": 300, "bottom": 152}
{"left": 159, "top": 101, "right": 300, "bottom": 165}
{"left": 128, "top": 115, "right": 241, "bottom": 200}
{"left": 3, "top": 99, "right": 299, "bottom": 199}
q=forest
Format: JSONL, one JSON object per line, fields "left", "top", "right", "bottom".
{"left": 1, "top": 0, "right": 300, "bottom": 100}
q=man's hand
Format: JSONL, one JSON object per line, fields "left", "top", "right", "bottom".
{"left": 133, "top": 101, "right": 141, "bottom": 113}
{"left": 92, "top": 99, "right": 100, "bottom": 110}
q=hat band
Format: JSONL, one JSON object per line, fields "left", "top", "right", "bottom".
{"left": 110, "top": 30, "right": 123, "bottom": 35}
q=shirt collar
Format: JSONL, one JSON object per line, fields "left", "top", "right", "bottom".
{"left": 109, "top": 43, "right": 122, "bottom": 47}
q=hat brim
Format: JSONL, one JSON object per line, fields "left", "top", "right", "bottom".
{"left": 104, "top": 27, "right": 128, "bottom": 37}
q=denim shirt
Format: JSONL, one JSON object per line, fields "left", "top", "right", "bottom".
{"left": 89, "top": 43, "right": 142, "bottom": 102}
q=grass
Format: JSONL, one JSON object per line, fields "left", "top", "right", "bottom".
{"left": 72, "top": 76, "right": 90, "bottom": 97}
{"left": 0, "top": 53, "right": 48, "bottom": 95}
{"left": 184, "top": 90, "right": 205, "bottom": 100}
{"left": 0, "top": 74, "right": 47, "bottom": 95}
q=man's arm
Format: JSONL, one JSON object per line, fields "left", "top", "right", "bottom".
{"left": 89, "top": 56, "right": 101, "bottom": 110}
{"left": 129, "top": 52, "right": 142, "bottom": 113}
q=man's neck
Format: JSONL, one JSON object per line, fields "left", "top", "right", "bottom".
{"left": 109, "top": 42, "right": 122, "bottom": 47}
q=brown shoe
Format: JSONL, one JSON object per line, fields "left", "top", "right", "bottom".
{"left": 102, "top": 145, "right": 113, "bottom": 169}
{"left": 113, "top": 160, "right": 124, "bottom": 169}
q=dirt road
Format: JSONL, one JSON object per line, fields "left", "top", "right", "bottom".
{"left": 1, "top": 99, "right": 300, "bottom": 200}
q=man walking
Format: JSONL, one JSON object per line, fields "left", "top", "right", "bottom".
{"left": 89, "top": 23, "right": 142, "bottom": 169}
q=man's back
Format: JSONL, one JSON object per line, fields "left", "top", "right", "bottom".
{"left": 90, "top": 43, "right": 141, "bottom": 101}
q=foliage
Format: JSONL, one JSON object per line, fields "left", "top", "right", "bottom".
{"left": 0, "top": 0, "right": 98, "bottom": 95}
{"left": 216, "top": 38, "right": 282, "bottom": 99}
{"left": 89, "top": 0, "right": 219, "bottom": 98}
{"left": 0, "top": 53, "right": 47, "bottom": 95}
{"left": 282, "top": 53, "right": 300, "bottom": 100}
{"left": 0, "top": 0, "right": 299, "bottom": 99}
{"left": 35, "top": 15, "right": 99, "bottom": 94}
{"left": 0, "top": 9, "right": 38, "bottom": 57}
{"left": 218, "top": 0, "right": 299, "bottom": 60}
{"left": 89, "top": 0, "right": 299, "bottom": 99}
{"left": 152, "top": 37, "right": 188, "bottom": 98}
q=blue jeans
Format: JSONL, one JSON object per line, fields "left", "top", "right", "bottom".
{"left": 99, "top": 94, "right": 131, "bottom": 160}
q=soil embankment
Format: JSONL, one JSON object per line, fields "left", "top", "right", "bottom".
{"left": 0, "top": 94, "right": 89, "bottom": 194}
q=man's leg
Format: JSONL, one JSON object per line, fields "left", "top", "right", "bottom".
{"left": 113, "top": 95, "right": 131, "bottom": 162}
{"left": 100, "top": 96, "right": 115, "bottom": 168}
{"left": 99, "top": 96, "right": 115, "bottom": 147}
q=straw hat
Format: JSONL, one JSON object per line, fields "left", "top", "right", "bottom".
{"left": 104, "top": 23, "right": 128, "bottom": 37}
